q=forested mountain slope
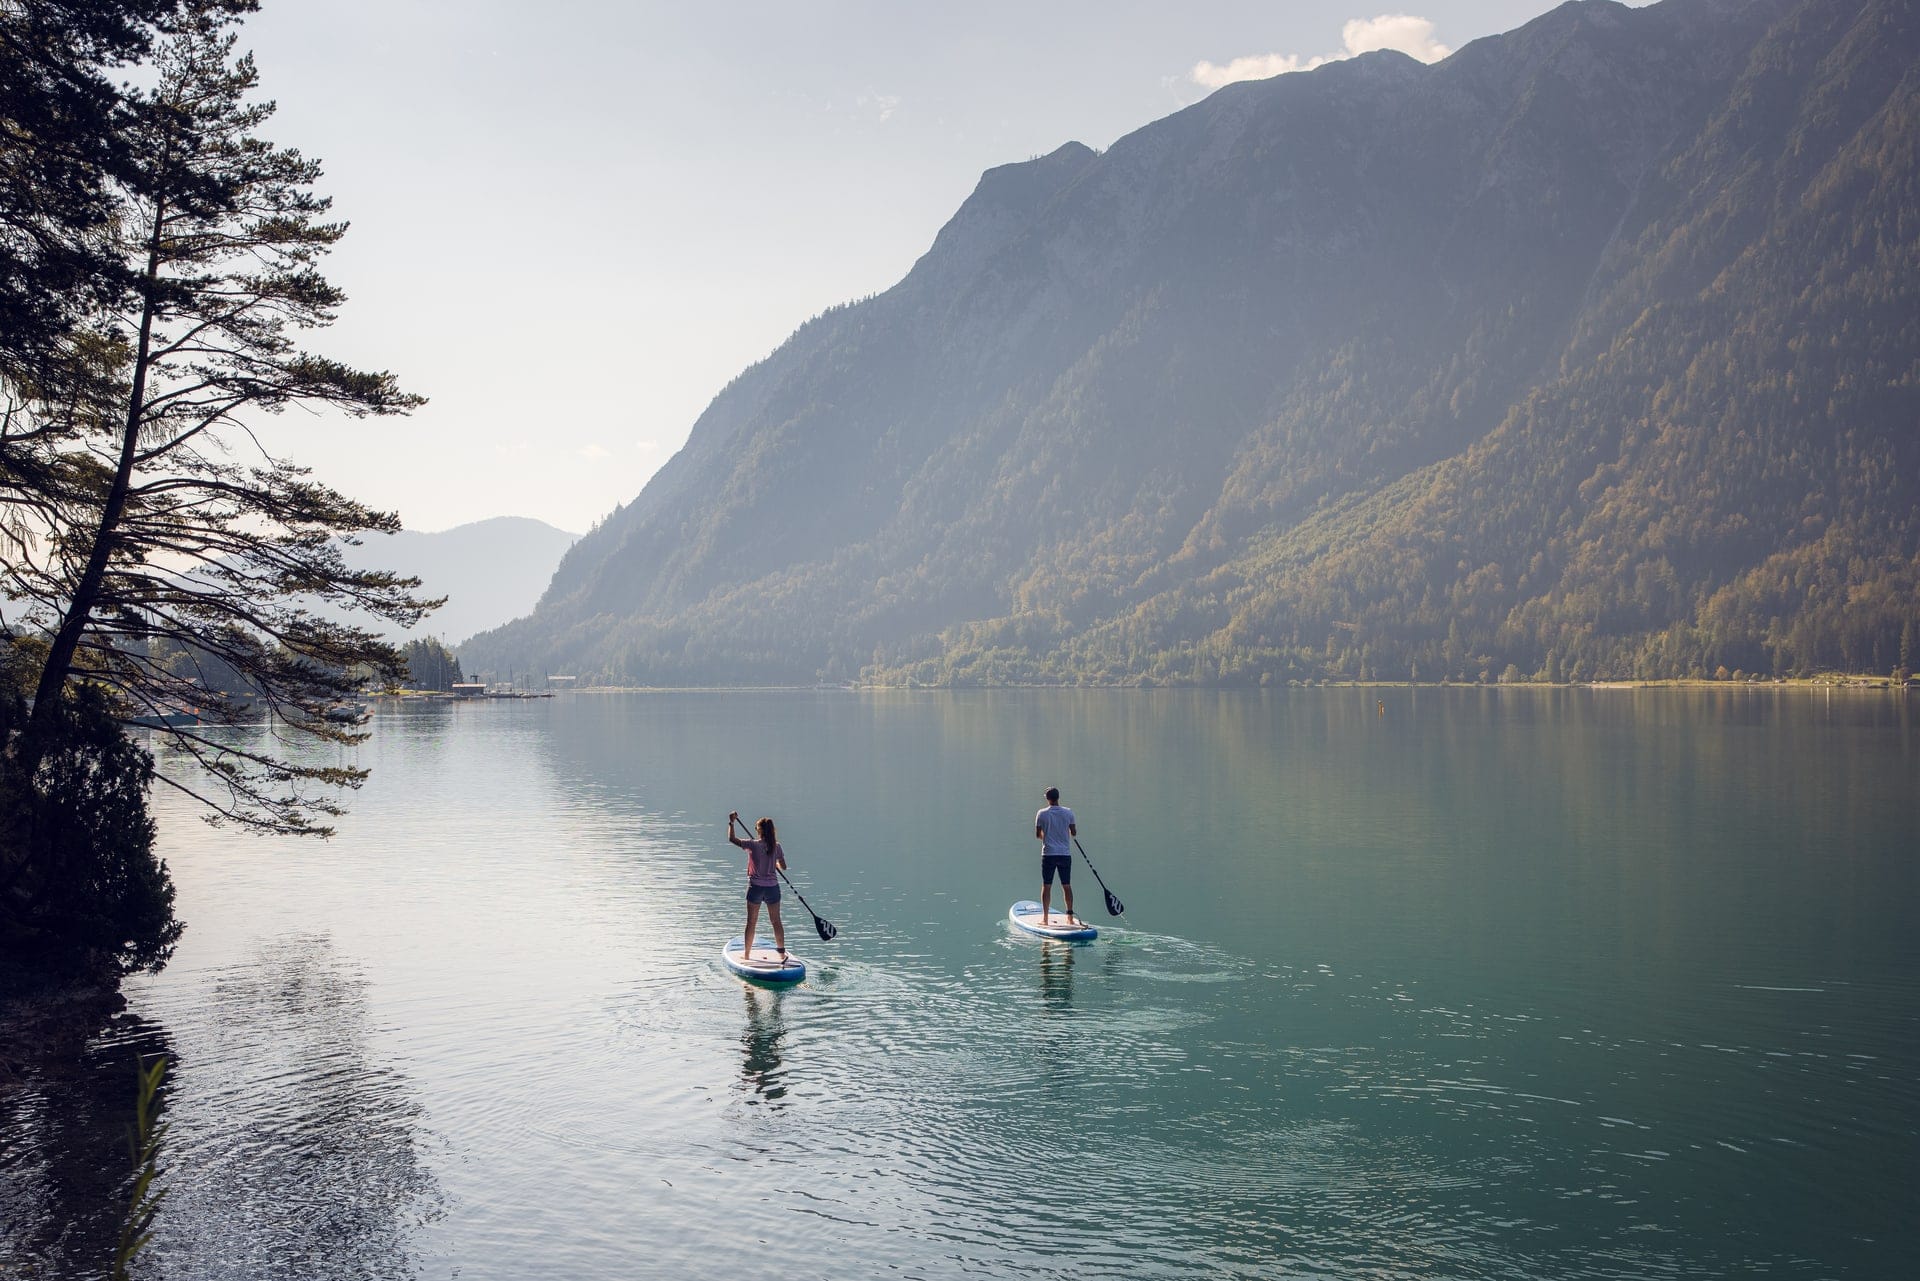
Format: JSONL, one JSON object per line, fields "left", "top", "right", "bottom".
{"left": 463, "top": 0, "right": 1920, "bottom": 686}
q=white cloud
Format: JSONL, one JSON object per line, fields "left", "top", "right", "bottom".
{"left": 577, "top": 443, "right": 611, "bottom": 460}
{"left": 856, "top": 90, "right": 901, "bottom": 123}
{"left": 1191, "top": 52, "right": 1325, "bottom": 89}
{"left": 1191, "top": 13, "right": 1451, "bottom": 90}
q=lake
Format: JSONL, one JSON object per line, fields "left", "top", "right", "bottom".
{"left": 3, "top": 688, "right": 1916, "bottom": 1278}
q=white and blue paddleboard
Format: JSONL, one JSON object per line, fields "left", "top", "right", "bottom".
{"left": 721, "top": 937, "right": 806, "bottom": 984}
{"left": 1009, "top": 900, "right": 1097, "bottom": 941}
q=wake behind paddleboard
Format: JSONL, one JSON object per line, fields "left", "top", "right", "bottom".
{"left": 722, "top": 937, "right": 806, "bottom": 984}
{"left": 1009, "top": 900, "right": 1097, "bottom": 941}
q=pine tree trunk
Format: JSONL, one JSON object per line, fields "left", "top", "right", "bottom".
{"left": 29, "top": 200, "right": 165, "bottom": 730}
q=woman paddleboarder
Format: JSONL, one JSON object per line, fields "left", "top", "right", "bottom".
{"left": 728, "top": 811, "right": 789, "bottom": 962}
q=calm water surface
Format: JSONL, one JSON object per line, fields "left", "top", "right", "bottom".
{"left": 3, "top": 689, "right": 1916, "bottom": 1278}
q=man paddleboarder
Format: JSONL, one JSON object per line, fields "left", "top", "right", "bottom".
{"left": 1034, "top": 787, "right": 1080, "bottom": 926}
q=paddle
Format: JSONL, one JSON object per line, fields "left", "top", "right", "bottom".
{"left": 731, "top": 815, "right": 838, "bottom": 942}
{"left": 1072, "top": 836, "right": 1126, "bottom": 917}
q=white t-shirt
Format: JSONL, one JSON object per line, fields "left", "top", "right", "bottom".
{"left": 1035, "top": 805, "right": 1076, "bottom": 856}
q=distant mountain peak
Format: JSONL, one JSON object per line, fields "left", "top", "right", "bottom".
{"left": 409, "top": 514, "right": 580, "bottom": 539}
{"left": 345, "top": 517, "right": 579, "bottom": 645}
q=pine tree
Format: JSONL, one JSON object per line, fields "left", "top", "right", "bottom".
{"left": 9, "top": 3, "right": 432, "bottom": 834}
{"left": 0, "top": 1, "right": 221, "bottom": 381}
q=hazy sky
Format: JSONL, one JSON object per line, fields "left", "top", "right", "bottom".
{"left": 236, "top": 1, "right": 1608, "bottom": 534}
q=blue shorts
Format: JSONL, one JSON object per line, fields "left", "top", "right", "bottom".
{"left": 1041, "top": 854, "right": 1072, "bottom": 887}
{"left": 747, "top": 883, "right": 781, "bottom": 904}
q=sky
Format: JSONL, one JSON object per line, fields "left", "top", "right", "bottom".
{"left": 235, "top": 1, "right": 1614, "bottom": 535}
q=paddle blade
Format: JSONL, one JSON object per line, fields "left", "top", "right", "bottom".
{"left": 1104, "top": 890, "right": 1125, "bottom": 917}
{"left": 815, "top": 917, "right": 838, "bottom": 941}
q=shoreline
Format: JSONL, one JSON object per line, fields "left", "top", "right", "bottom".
{"left": 438, "top": 675, "right": 1916, "bottom": 695}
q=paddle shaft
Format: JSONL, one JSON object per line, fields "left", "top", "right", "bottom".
{"left": 1071, "top": 836, "right": 1125, "bottom": 917}
{"left": 776, "top": 866, "right": 824, "bottom": 919}
{"left": 731, "top": 814, "right": 837, "bottom": 940}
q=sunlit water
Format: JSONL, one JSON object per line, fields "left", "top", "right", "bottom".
{"left": 4, "top": 688, "right": 1917, "bottom": 1278}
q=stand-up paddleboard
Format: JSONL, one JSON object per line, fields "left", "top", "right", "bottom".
{"left": 722, "top": 937, "right": 806, "bottom": 984}
{"left": 1009, "top": 900, "right": 1097, "bottom": 941}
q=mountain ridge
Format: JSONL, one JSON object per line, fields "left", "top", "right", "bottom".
{"left": 465, "top": 0, "right": 1918, "bottom": 686}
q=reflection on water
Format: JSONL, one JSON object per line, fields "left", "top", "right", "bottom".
{"left": 737, "top": 986, "right": 788, "bottom": 1106}
{"left": 0, "top": 1003, "right": 171, "bottom": 1277}
{"left": 138, "top": 934, "right": 441, "bottom": 1279}
{"left": 1036, "top": 938, "right": 1075, "bottom": 1007}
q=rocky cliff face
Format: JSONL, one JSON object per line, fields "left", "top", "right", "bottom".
{"left": 468, "top": 0, "right": 1920, "bottom": 685}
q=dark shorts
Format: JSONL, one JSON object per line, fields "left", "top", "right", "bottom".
{"left": 1042, "top": 853, "right": 1072, "bottom": 887}
{"left": 746, "top": 883, "right": 781, "bottom": 905}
